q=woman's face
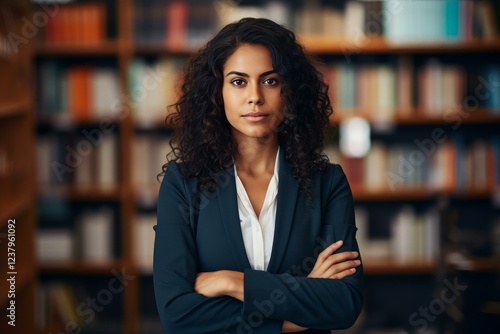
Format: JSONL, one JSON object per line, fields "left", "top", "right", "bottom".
{"left": 222, "top": 43, "right": 284, "bottom": 142}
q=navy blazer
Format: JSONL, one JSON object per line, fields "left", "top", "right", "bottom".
{"left": 154, "top": 150, "right": 363, "bottom": 333}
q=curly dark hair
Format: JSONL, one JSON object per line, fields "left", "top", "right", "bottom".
{"left": 161, "top": 17, "right": 333, "bottom": 200}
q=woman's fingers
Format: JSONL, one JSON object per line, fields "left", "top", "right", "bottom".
{"left": 316, "top": 240, "right": 343, "bottom": 263}
{"left": 314, "top": 250, "right": 359, "bottom": 274}
{"left": 324, "top": 259, "right": 361, "bottom": 279}
{"left": 309, "top": 241, "right": 361, "bottom": 279}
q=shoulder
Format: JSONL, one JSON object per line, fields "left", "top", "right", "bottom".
{"left": 159, "top": 160, "right": 193, "bottom": 196}
{"left": 315, "top": 162, "right": 351, "bottom": 199}
{"left": 318, "top": 162, "right": 348, "bottom": 185}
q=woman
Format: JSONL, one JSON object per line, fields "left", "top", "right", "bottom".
{"left": 154, "top": 18, "right": 363, "bottom": 333}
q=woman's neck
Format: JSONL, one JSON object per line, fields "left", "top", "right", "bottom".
{"left": 233, "top": 136, "right": 279, "bottom": 176}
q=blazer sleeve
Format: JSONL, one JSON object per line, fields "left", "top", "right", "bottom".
{"left": 242, "top": 165, "right": 364, "bottom": 330}
{"left": 153, "top": 162, "right": 283, "bottom": 333}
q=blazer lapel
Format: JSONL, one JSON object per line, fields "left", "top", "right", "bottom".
{"left": 217, "top": 166, "right": 252, "bottom": 271}
{"left": 267, "top": 151, "right": 299, "bottom": 273}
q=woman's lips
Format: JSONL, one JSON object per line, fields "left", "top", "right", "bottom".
{"left": 242, "top": 112, "right": 269, "bottom": 122}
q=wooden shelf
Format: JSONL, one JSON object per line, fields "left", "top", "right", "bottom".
{"left": 363, "top": 258, "right": 436, "bottom": 275}
{"left": 38, "top": 260, "right": 124, "bottom": 275}
{"left": 332, "top": 108, "right": 500, "bottom": 125}
{"left": 37, "top": 115, "right": 122, "bottom": 128}
{"left": 39, "top": 186, "right": 122, "bottom": 201}
{"left": 134, "top": 44, "right": 198, "bottom": 56}
{"left": 449, "top": 257, "right": 500, "bottom": 272}
{"left": 351, "top": 186, "right": 495, "bottom": 201}
{"left": 0, "top": 100, "right": 29, "bottom": 119}
{"left": 299, "top": 35, "right": 500, "bottom": 55}
{"left": 352, "top": 186, "right": 436, "bottom": 201}
{"left": 35, "top": 41, "right": 119, "bottom": 56}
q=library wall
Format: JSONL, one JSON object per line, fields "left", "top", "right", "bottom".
{"left": 1, "top": 0, "right": 499, "bottom": 333}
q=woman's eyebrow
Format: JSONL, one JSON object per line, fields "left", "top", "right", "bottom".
{"left": 225, "top": 70, "right": 276, "bottom": 77}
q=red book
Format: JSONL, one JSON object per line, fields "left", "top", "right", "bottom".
{"left": 165, "top": 1, "right": 188, "bottom": 51}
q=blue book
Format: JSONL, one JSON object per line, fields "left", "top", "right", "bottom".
{"left": 445, "top": 0, "right": 460, "bottom": 41}
{"left": 483, "top": 66, "right": 500, "bottom": 112}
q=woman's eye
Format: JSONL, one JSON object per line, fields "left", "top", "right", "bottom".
{"left": 263, "top": 78, "right": 278, "bottom": 85}
{"left": 231, "top": 79, "right": 245, "bottom": 86}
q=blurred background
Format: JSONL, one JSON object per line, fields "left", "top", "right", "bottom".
{"left": 1, "top": 0, "right": 500, "bottom": 333}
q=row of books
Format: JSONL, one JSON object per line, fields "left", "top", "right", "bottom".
{"left": 37, "top": 209, "right": 155, "bottom": 273}
{"left": 128, "top": 58, "right": 184, "bottom": 123}
{"left": 356, "top": 206, "right": 440, "bottom": 261}
{"left": 134, "top": 0, "right": 217, "bottom": 48}
{"left": 41, "top": 2, "right": 107, "bottom": 45}
{"left": 36, "top": 134, "right": 118, "bottom": 188}
{"left": 325, "top": 137, "right": 500, "bottom": 192}
{"left": 37, "top": 207, "right": 115, "bottom": 263}
{"left": 325, "top": 60, "right": 500, "bottom": 120}
{"left": 36, "top": 57, "right": 500, "bottom": 122}
{"left": 37, "top": 62, "right": 120, "bottom": 119}
{"left": 384, "top": 0, "right": 499, "bottom": 43}
{"left": 132, "top": 0, "right": 499, "bottom": 48}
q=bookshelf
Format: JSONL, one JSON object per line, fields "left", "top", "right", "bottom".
{"left": 31, "top": 0, "right": 500, "bottom": 333}
{"left": 0, "top": 0, "right": 36, "bottom": 333}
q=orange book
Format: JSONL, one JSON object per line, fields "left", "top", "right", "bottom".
{"left": 70, "top": 66, "right": 91, "bottom": 120}
{"left": 91, "top": 3, "right": 106, "bottom": 44}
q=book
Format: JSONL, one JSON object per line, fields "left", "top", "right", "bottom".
{"left": 43, "top": 2, "right": 106, "bottom": 45}
{"left": 165, "top": 0, "right": 188, "bottom": 50}
{"left": 37, "top": 229, "right": 74, "bottom": 262}
{"left": 38, "top": 63, "right": 120, "bottom": 120}
{"left": 77, "top": 207, "right": 114, "bottom": 262}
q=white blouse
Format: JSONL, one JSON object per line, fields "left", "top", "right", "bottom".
{"left": 234, "top": 147, "right": 280, "bottom": 271}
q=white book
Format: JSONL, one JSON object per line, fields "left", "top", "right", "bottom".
{"left": 344, "top": 1, "right": 365, "bottom": 39}
{"left": 264, "top": 1, "right": 292, "bottom": 29}
{"left": 37, "top": 229, "right": 74, "bottom": 262}
{"left": 96, "top": 134, "right": 117, "bottom": 187}
{"left": 78, "top": 208, "right": 114, "bottom": 262}
{"left": 92, "top": 68, "right": 120, "bottom": 117}
{"left": 390, "top": 206, "right": 416, "bottom": 261}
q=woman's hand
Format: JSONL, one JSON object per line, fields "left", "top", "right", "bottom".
{"left": 282, "top": 320, "right": 308, "bottom": 332}
{"left": 308, "top": 240, "right": 360, "bottom": 279}
{"left": 194, "top": 270, "right": 244, "bottom": 301}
